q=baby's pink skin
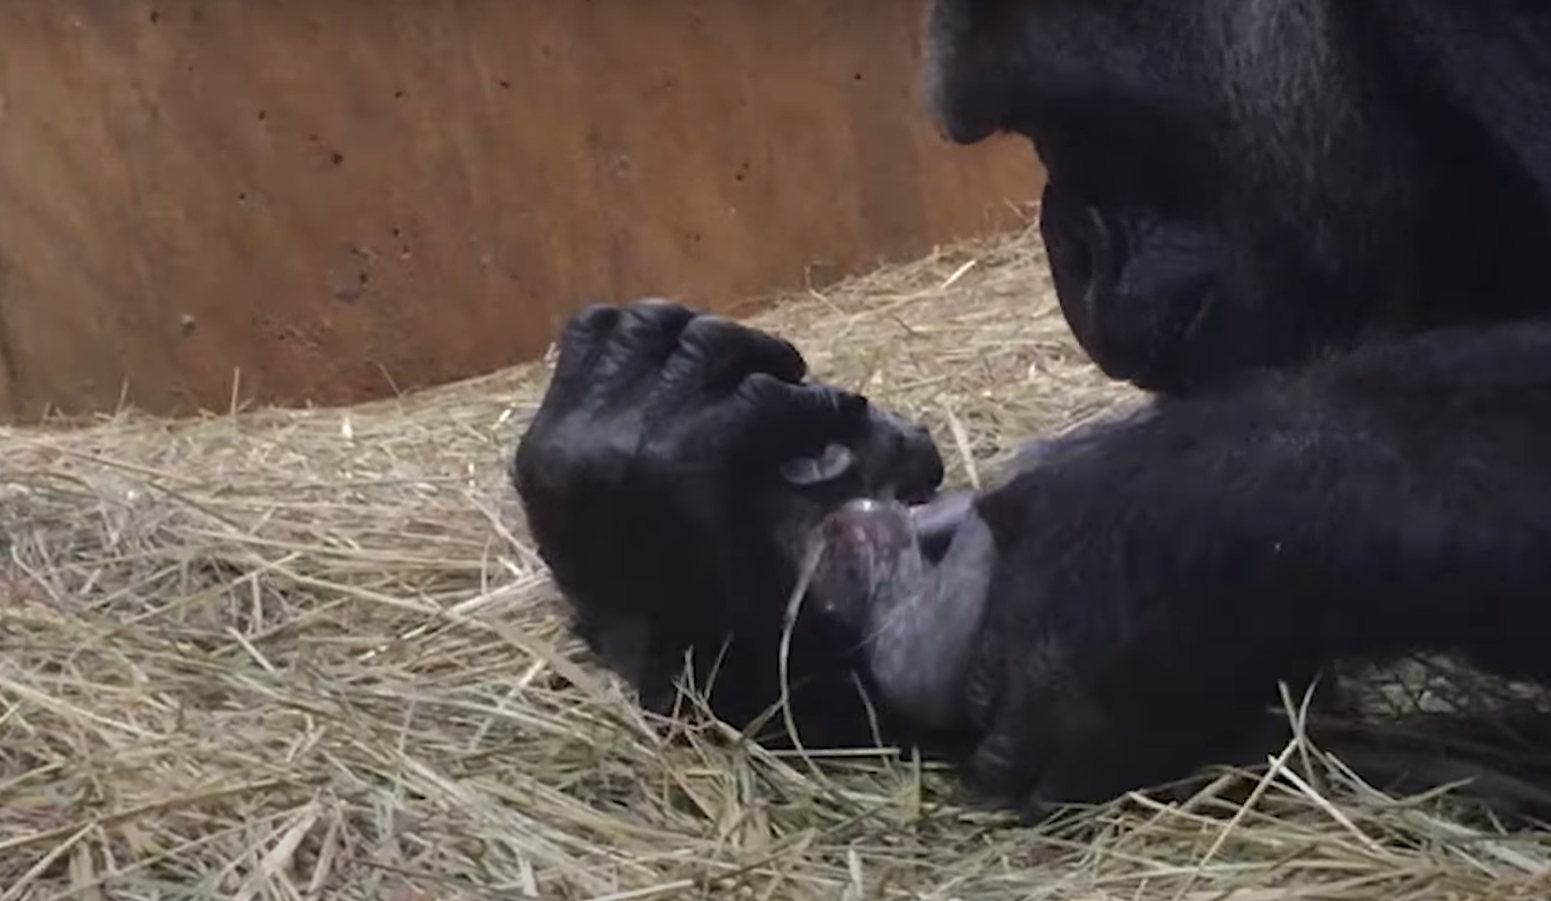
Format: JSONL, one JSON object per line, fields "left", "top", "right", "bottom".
{"left": 788, "top": 400, "right": 1161, "bottom": 729}
{"left": 805, "top": 490, "right": 994, "bottom": 729}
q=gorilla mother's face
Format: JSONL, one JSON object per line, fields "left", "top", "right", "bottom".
{"left": 920, "top": 0, "right": 1418, "bottom": 396}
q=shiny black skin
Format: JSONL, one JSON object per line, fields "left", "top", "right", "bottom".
{"left": 515, "top": 1, "right": 1551, "bottom": 820}
{"left": 512, "top": 301, "right": 964, "bottom": 751}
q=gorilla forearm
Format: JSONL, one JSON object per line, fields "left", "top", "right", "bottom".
{"left": 957, "top": 317, "right": 1551, "bottom": 813}
{"left": 1008, "top": 326, "right": 1551, "bottom": 675}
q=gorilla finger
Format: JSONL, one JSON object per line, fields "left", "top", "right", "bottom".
{"left": 729, "top": 375, "right": 869, "bottom": 463}
{"left": 1017, "top": 793, "right": 1063, "bottom": 827}
{"left": 965, "top": 730, "right": 1023, "bottom": 802}
{"left": 676, "top": 315, "right": 808, "bottom": 390}
{"left": 614, "top": 298, "right": 701, "bottom": 358}
{"left": 639, "top": 318, "right": 809, "bottom": 423}
{"left": 963, "top": 674, "right": 1057, "bottom": 807}
{"left": 591, "top": 299, "right": 702, "bottom": 393}
{"left": 548, "top": 304, "right": 622, "bottom": 399}
{"left": 961, "top": 629, "right": 1008, "bottom": 731}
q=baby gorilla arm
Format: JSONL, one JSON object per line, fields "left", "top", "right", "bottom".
{"left": 956, "top": 320, "right": 1551, "bottom": 821}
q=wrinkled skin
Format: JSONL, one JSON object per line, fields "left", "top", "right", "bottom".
{"left": 800, "top": 493, "right": 994, "bottom": 730}
{"left": 515, "top": 1, "right": 1551, "bottom": 821}
{"left": 512, "top": 299, "right": 963, "bottom": 750}
{"left": 795, "top": 402, "right": 1159, "bottom": 733}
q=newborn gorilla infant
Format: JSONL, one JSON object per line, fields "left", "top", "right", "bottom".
{"left": 799, "top": 492, "right": 993, "bottom": 730}
{"left": 759, "top": 402, "right": 988, "bottom": 730}
{"left": 781, "top": 401, "right": 1157, "bottom": 733}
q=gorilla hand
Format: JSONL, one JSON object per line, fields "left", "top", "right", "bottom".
{"left": 512, "top": 299, "right": 920, "bottom": 746}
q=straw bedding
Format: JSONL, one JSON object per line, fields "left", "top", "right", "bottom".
{"left": 5, "top": 224, "right": 1551, "bottom": 900}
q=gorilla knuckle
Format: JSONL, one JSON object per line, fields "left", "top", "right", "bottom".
{"left": 966, "top": 733, "right": 1023, "bottom": 792}
{"left": 676, "top": 315, "right": 742, "bottom": 358}
{"left": 621, "top": 296, "right": 694, "bottom": 320}
{"left": 568, "top": 302, "right": 620, "bottom": 328}
{"left": 552, "top": 304, "right": 620, "bottom": 358}
{"left": 730, "top": 370, "right": 792, "bottom": 409}
{"left": 688, "top": 318, "right": 806, "bottom": 377}
{"left": 614, "top": 299, "right": 697, "bottom": 344}
{"left": 625, "top": 296, "right": 685, "bottom": 311}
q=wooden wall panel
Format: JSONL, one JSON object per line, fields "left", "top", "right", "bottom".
{"left": 0, "top": 0, "right": 1044, "bottom": 421}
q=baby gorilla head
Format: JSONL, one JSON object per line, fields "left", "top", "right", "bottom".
{"left": 761, "top": 403, "right": 989, "bottom": 729}
{"left": 798, "top": 493, "right": 996, "bottom": 731}
{"left": 776, "top": 400, "right": 1162, "bottom": 732}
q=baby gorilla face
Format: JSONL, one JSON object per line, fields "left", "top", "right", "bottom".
{"left": 804, "top": 492, "right": 977, "bottom": 625}
{"left": 766, "top": 402, "right": 990, "bottom": 729}
{"left": 805, "top": 498, "right": 924, "bottom": 627}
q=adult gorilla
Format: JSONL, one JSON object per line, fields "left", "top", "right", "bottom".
{"left": 513, "top": 1, "right": 1551, "bottom": 820}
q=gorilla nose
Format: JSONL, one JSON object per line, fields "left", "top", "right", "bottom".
{"left": 1047, "top": 202, "right": 1122, "bottom": 321}
{"left": 1042, "top": 193, "right": 1145, "bottom": 380}
{"left": 1078, "top": 206, "right": 1122, "bottom": 318}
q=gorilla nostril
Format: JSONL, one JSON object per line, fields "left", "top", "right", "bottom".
{"left": 1048, "top": 204, "right": 1115, "bottom": 311}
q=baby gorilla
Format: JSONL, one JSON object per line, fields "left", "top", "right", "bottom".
{"left": 753, "top": 401, "right": 998, "bottom": 734}
{"left": 800, "top": 492, "right": 994, "bottom": 729}
{"left": 781, "top": 401, "right": 1159, "bottom": 732}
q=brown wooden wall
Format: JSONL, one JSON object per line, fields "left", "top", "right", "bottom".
{"left": 0, "top": 0, "right": 1045, "bottom": 422}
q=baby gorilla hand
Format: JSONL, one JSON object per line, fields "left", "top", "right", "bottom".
{"left": 512, "top": 299, "right": 877, "bottom": 723}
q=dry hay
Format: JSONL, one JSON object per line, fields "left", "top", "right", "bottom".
{"left": 4, "top": 223, "right": 1551, "bottom": 900}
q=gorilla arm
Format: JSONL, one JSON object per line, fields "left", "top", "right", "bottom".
{"left": 956, "top": 317, "right": 1551, "bottom": 821}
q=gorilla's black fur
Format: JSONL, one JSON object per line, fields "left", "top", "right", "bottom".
{"left": 513, "top": 1, "right": 1551, "bottom": 820}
